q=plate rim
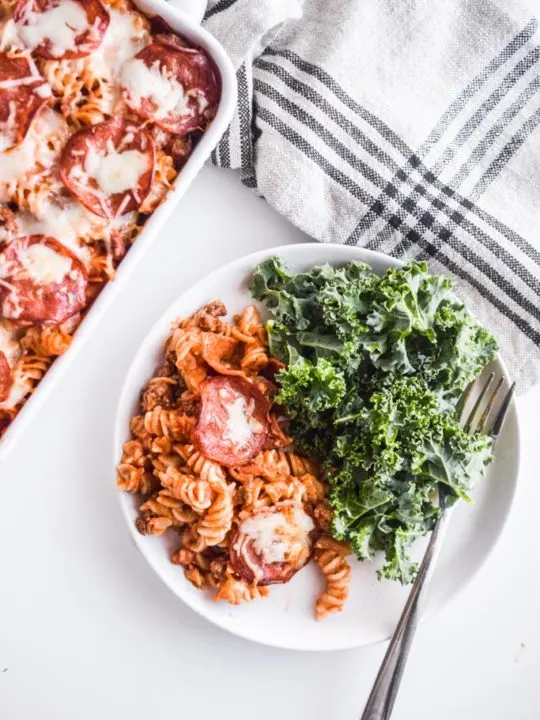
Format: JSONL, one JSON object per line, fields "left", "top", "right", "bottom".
{"left": 113, "top": 242, "right": 521, "bottom": 651}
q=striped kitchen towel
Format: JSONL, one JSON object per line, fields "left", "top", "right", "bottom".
{"left": 203, "top": 0, "right": 540, "bottom": 392}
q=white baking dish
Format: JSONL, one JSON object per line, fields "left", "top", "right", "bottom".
{"left": 0, "top": 0, "right": 236, "bottom": 461}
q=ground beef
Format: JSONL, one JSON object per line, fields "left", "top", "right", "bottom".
{"left": 141, "top": 377, "right": 176, "bottom": 411}
{"left": 190, "top": 300, "right": 227, "bottom": 332}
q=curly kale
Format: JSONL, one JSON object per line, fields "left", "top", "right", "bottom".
{"left": 251, "top": 257, "right": 497, "bottom": 584}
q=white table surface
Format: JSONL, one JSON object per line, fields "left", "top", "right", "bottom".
{"left": 0, "top": 165, "right": 538, "bottom": 720}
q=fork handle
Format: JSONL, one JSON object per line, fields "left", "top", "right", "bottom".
{"left": 360, "top": 514, "right": 448, "bottom": 720}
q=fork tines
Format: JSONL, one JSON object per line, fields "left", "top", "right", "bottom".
{"left": 460, "top": 373, "right": 515, "bottom": 442}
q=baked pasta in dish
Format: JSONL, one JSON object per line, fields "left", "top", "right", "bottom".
{"left": 116, "top": 302, "right": 352, "bottom": 620}
{"left": 0, "top": 0, "right": 220, "bottom": 436}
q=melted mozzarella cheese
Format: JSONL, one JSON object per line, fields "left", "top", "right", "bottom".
{"left": 0, "top": 76, "right": 41, "bottom": 90}
{"left": 33, "top": 106, "right": 69, "bottom": 151}
{"left": 15, "top": 0, "right": 90, "bottom": 58}
{"left": 120, "top": 58, "right": 193, "bottom": 120}
{"left": 34, "top": 82, "right": 51, "bottom": 98}
{"left": 88, "top": 8, "right": 147, "bottom": 81}
{"left": 16, "top": 203, "right": 95, "bottom": 266}
{"left": 20, "top": 206, "right": 84, "bottom": 252}
{"left": 0, "top": 108, "right": 67, "bottom": 203}
{"left": 18, "top": 243, "right": 72, "bottom": 284}
{"left": 240, "top": 507, "right": 314, "bottom": 566}
{"left": 221, "top": 393, "right": 264, "bottom": 447}
{"left": 242, "top": 513, "right": 290, "bottom": 564}
{"left": 0, "top": 19, "right": 21, "bottom": 51}
{"left": 84, "top": 146, "right": 148, "bottom": 195}
{"left": 0, "top": 323, "right": 21, "bottom": 367}
{"left": 0, "top": 136, "right": 37, "bottom": 201}
{"left": 0, "top": 101, "right": 18, "bottom": 152}
{"left": 193, "top": 90, "right": 209, "bottom": 114}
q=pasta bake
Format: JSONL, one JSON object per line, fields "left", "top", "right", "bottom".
{"left": 0, "top": 0, "right": 221, "bottom": 436}
{"left": 116, "top": 301, "right": 352, "bottom": 620}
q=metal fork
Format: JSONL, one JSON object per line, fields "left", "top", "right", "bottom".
{"left": 360, "top": 373, "right": 516, "bottom": 720}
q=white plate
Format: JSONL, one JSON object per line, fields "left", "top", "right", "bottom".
{"left": 114, "top": 243, "right": 520, "bottom": 651}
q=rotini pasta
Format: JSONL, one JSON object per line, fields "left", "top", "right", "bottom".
{"left": 138, "top": 150, "right": 177, "bottom": 214}
{"left": 158, "top": 465, "right": 213, "bottom": 513}
{"left": 175, "top": 444, "right": 227, "bottom": 488}
{"left": 214, "top": 573, "right": 270, "bottom": 605}
{"left": 136, "top": 490, "right": 197, "bottom": 535}
{"left": 0, "top": 0, "right": 220, "bottom": 437}
{"left": 116, "top": 302, "right": 353, "bottom": 619}
{"left": 143, "top": 406, "right": 195, "bottom": 440}
{"left": 21, "top": 325, "right": 71, "bottom": 356}
{"left": 195, "top": 484, "right": 235, "bottom": 547}
{"left": 117, "top": 462, "right": 153, "bottom": 495}
{"left": 314, "top": 537, "right": 351, "bottom": 619}
{"left": 130, "top": 414, "right": 152, "bottom": 450}
{"left": 121, "top": 438, "right": 146, "bottom": 467}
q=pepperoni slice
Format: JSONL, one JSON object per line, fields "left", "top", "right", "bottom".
{"left": 0, "top": 351, "right": 13, "bottom": 403}
{"left": 229, "top": 502, "right": 315, "bottom": 585}
{"left": 0, "top": 235, "right": 87, "bottom": 324}
{"left": 193, "top": 376, "right": 270, "bottom": 467}
{"left": 14, "top": 0, "right": 110, "bottom": 60}
{"left": 120, "top": 34, "right": 221, "bottom": 135}
{"left": 0, "top": 52, "right": 51, "bottom": 152}
{"left": 59, "top": 117, "right": 155, "bottom": 219}
{"left": 149, "top": 14, "right": 175, "bottom": 35}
